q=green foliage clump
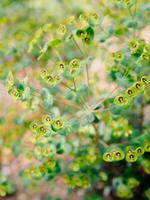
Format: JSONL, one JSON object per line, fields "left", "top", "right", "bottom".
{"left": 0, "top": 0, "right": 150, "bottom": 199}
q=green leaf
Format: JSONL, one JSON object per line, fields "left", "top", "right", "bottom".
{"left": 41, "top": 88, "right": 53, "bottom": 108}
{"left": 86, "top": 27, "right": 94, "bottom": 40}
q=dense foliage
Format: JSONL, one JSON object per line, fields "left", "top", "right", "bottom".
{"left": 0, "top": 0, "right": 150, "bottom": 199}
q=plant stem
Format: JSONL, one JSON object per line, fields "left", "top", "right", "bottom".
{"left": 72, "top": 78, "right": 77, "bottom": 92}
{"left": 54, "top": 96, "right": 81, "bottom": 110}
{"left": 139, "top": 98, "right": 144, "bottom": 131}
{"left": 133, "top": 0, "right": 137, "bottom": 38}
{"left": 72, "top": 36, "right": 85, "bottom": 57}
{"left": 72, "top": 36, "right": 90, "bottom": 88}
{"left": 85, "top": 64, "right": 90, "bottom": 88}
{"left": 92, "top": 123, "right": 108, "bottom": 148}
{"left": 61, "top": 81, "right": 75, "bottom": 92}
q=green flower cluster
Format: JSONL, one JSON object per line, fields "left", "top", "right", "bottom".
{"left": 63, "top": 174, "right": 91, "bottom": 189}
{"left": 128, "top": 39, "right": 148, "bottom": 56}
{"left": 76, "top": 26, "right": 94, "bottom": 45}
{"left": 30, "top": 114, "right": 64, "bottom": 137}
{"left": 112, "top": 51, "right": 124, "bottom": 62}
{"left": 108, "top": 117, "right": 132, "bottom": 138}
{"left": 113, "top": 176, "right": 140, "bottom": 199}
{"left": 103, "top": 141, "right": 149, "bottom": 163}
{"left": 40, "top": 58, "right": 82, "bottom": 85}
{"left": 40, "top": 68, "right": 62, "bottom": 86}
{"left": 114, "top": 76, "right": 149, "bottom": 106}
{"left": 79, "top": 12, "right": 101, "bottom": 26}
{"left": 23, "top": 159, "right": 59, "bottom": 180}
{"left": 6, "top": 71, "right": 39, "bottom": 110}
{"left": 28, "top": 23, "right": 52, "bottom": 53}
{"left": 103, "top": 146, "right": 125, "bottom": 162}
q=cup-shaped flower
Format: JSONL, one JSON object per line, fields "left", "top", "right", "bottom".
{"left": 133, "top": 81, "right": 145, "bottom": 92}
{"left": 128, "top": 39, "right": 139, "bottom": 53}
{"left": 76, "top": 29, "right": 86, "bottom": 39}
{"left": 40, "top": 68, "right": 48, "bottom": 79}
{"left": 125, "top": 152, "right": 137, "bottom": 163}
{"left": 56, "top": 61, "right": 66, "bottom": 73}
{"left": 141, "top": 76, "right": 149, "bottom": 86}
{"left": 112, "top": 51, "right": 123, "bottom": 62}
{"left": 57, "top": 24, "right": 66, "bottom": 35}
{"left": 103, "top": 152, "right": 114, "bottom": 162}
{"left": 42, "top": 114, "right": 52, "bottom": 126}
{"left": 30, "top": 121, "right": 39, "bottom": 133}
{"left": 51, "top": 118, "right": 64, "bottom": 131}
{"left": 114, "top": 150, "right": 125, "bottom": 161}
{"left": 45, "top": 74, "right": 55, "bottom": 85}
{"left": 37, "top": 124, "right": 48, "bottom": 136}
{"left": 114, "top": 94, "right": 128, "bottom": 106}
{"left": 140, "top": 52, "right": 150, "bottom": 61}
{"left": 135, "top": 146, "right": 144, "bottom": 156}
{"left": 125, "top": 87, "right": 136, "bottom": 98}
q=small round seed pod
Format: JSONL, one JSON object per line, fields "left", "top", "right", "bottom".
{"left": 57, "top": 61, "right": 65, "bottom": 73}
{"left": 140, "top": 52, "right": 150, "bottom": 61}
{"left": 114, "top": 150, "right": 125, "bottom": 161}
{"left": 125, "top": 87, "right": 136, "bottom": 98}
{"left": 83, "top": 36, "right": 91, "bottom": 44}
{"left": 42, "top": 114, "right": 52, "bottom": 125}
{"left": 141, "top": 76, "right": 149, "bottom": 86}
{"left": 125, "top": 152, "right": 137, "bottom": 163}
{"left": 103, "top": 152, "right": 114, "bottom": 162}
{"left": 112, "top": 51, "right": 123, "bottom": 62}
{"left": 79, "top": 13, "right": 88, "bottom": 21}
{"left": 125, "top": 146, "right": 134, "bottom": 154}
{"left": 135, "top": 146, "right": 144, "bottom": 156}
{"left": 30, "top": 121, "right": 39, "bottom": 133}
{"left": 51, "top": 118, "right": 64, "bottom": 131}
{"left": 114, "top": 94, "right": 128, "bottom": 106}
{"left": 57, "top": 24, "right": 66, "bottom": 35}
{"left": 69, "top": 59, "right": 81, "bottom": 77}
{"left": 133, "top": 81, "right": 145, "bottom": 92}
{"left": 11, "top": 88, "right": 21, "bottom": 99}
{"left": 76, "top": 29, "right": 86, "bottom": 39}
{"left": 37, "top": 124, "right": 47, "bottom": 136}
{"left": 54, "top": 74, "right": 61, "bottom": 84}
{"left": 128, "top": 39, "right": 139, "bottom": 53}
{"left": 45, "top": 74, "right": 55, "bottom": 85}
{"left": 69, "top": 58, "right": 81, "bottom": 69}
{"left": 40, "top": 68, "right": 48, "bottom": 79}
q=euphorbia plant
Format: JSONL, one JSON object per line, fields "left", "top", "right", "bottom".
{"left": 0, "top": 0, "right": 150, "bottom": 199}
